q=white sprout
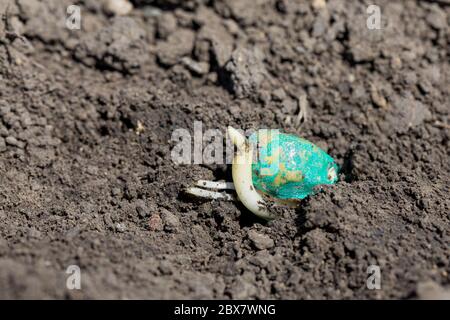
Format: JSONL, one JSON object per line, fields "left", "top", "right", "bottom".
{"left": 227, "top": 126, "right": 276, "bottom": 220}
{"left": 295, "top": 93, "right": 308, "bottom": 127}
{"left": 185, "top": 179, "right": 235, "bottom": 200}
{"left": 195, "top": 180, "right": 235, "bottom": 190}
{"left": 185, "top": 187, "right": 235, "bottom": 201}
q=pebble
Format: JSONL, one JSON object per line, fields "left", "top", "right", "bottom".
{"left": 370, "top": 85, "right": 388, "bottom": 109}
{"left": 111, "top": 187, "right": 122, "bottom": 197}
{"left": 148, "top": 214, "right": 163, "bottom": 231}
{"left": 104, "top": 0, "right": 133, "bottom": 16}
{"left": 134, "top": 199, "right": 148, "bottom": 218}
{"left": 143, "top": 6, "right": 162, "bottom": 19}
{"left": 250, "top": 250, "right": 272, "bottom": 268}
{"left": 0, "top": 127, "right": 8, "bottom": 137}
{"left": 65, "top": 227, "right": 80, "bottom": 241}
{"left": 247, "top": 230, "right": 274, "bottom": 250}
{"left": 181, "top": 57, "right": 209, "bottom": 75}
{"left": 158, "top": 260, "right": 174, "bottom": 275}
{"left": 312, "top": 0, "right": 326, "bottom": 10}
{"left": 28, "top": 227, "right": 42, "bottom": 239}
{"left": 391, "top": 94, "right": 431, "bottom": 133}
{"left": 5, "top": 136, "right": 25, "bottom": 148}
{"left": 281, "top": 98, "right": 297, "bottom": 114}
{"left": 197, "top": 21, "right": 233, "bottom": 68}
{"left": 156, "top": 29, "right": 195, "bottom": 66}
{"left": 115, "top": 223, "right": 126, "bottom": 233}
{"left": 426, "top": 10, "right": 447, "bottom": 30}
{"left": 416, "top": 281, "right": 450, "bottom": 300}
{"left": 225, "top": 47, "right": 268, "bottom": 99}
{"left": 228, "top": 276, "right": 257, "bottom": 299}
{"left": 156, "top": 13, "right": 177, "bottom": 39}
{"left": 160, "top": 209, "right": 181, "bottom": 232}
{"left": 418, "top": 80, "right": 432, "bottom": 94}
{"left": 0, "top": 137, "right": 6, "bottom": 152}
{"left": 272, "top": 88, "right": 286, "bottom": 102}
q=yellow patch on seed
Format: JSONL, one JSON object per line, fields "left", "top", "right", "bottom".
{"left": 273, "top": 163, "right": 304, "bottom": 186}
{"left": 273, "top": 163, "right": 286, "bottom": 186}
{"left": 257, "top": 130, "right": 274, "bottom": 147}
{"left": 264, "top": 148, "right": 280, "bottom": 165}
{"left": 285, "top": 170, "right": 304, "bottom": 182}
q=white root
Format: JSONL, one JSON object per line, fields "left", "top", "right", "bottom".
{"left": 295, "top": 93, "right": 308, "bottom": 127}
{"left": 185, "top": 187, "right": 235, "bottom": 201}
{"left": 227, "top": 127, "right": 276, "bottom": 220}
{"left": 195, "top": 180, "right": 235, "bottom": 190}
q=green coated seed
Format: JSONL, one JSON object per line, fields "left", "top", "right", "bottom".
{"left": 249, "top": 129, "right": 339, "bottom": 200}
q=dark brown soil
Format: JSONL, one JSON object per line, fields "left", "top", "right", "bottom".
{"left": 0, "top": 0, "right": 449, "bottom": 299}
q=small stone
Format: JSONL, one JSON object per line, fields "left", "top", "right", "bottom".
{"left": 312, "top": 17, "right": 327, "bottom": 37}
{"left": 65, "top": 227, "right": 80, "bottom": 241}
{"left": 158, "top": 260, "right": 174, "bottom": 275}
{"left": 104, "top": 0, "right": 133, "bottom": 16}
{"left": 404, "top": 71, "right": 417, "bottom": 85}
{"left": 28, "top": 227, "right": 42, "bottom": 239}
{"left": 228, "top": 276, "right": 257, "bottom": 299}
{"left": 423, "top": 65, "right": 441, "bottom": 85}
{"left": 111, "top": 187, "right": 122, "bottom": 197}
{"left": 181, "top": 57, "right": 209, "bottom": 75}
{"left": 86, "top": 165, "right": 98, "bottom": 175}
{"left": 143, "top": 6, "right": 162, "bottom": 19}
{"left": 416, "top": 281, "right": 450, "bottom": 300}
{"left": 390, "top": 94, "right": 431, "bottom": 133}
{"left": 281, "top": 98, "right": 297, "bottom": 114}
{"left": 225, "top": 47, "right": 268, "bottom": 99}
{"left": 20, "top": 114, "right": 32, "bottom": 127}
{"left": 0, "top": 137, "right": 6, "bottom": 152}
{"left": 135, "top": 199, "right": 148, "bottom": 218}
{"left": 156, "top": 13, "right": 177, "bottom": 39}
{"left": 250, "top": 250, "right": 272, "bottom": 268}
{"left": 5, "top": 136, "right": 24, "bottom": 148}
{"left": 10, "top": 16, "right": 24, "bottom": 35}
{"left": 0, "top": 127, "right": 8, "bottom": 137}
{"left": 161, "top": 209, "right": 181, "bottom": 232}
{"left": 206, "top": 72, "right": 218, "bottom": 83}
{"left": 194, "top": 7, "right": 234, "bottom": 67}
{"left": 259, "top": 90, "right": 271, "bottom": 106}
{"left": 276, "top": 0, "right": 288, "bottom": 13}
{"left": 74, "top": 17, "right": 148, "bottom": 73}
{"left": 223, "top": 19, "right": 240, "bottom": 36}
{"left": 148, "top": 214, "right": 163, "bottom": 231}
{"left": 426, "top": 10, "right": 447, "bottom": 30}
{"left": 247, "top": 230, "right": 274, "bottom": 250}
{"left": 370, "top": 84, "right": 388, "bottom": 109}
{"left": 418, "top": 80, "right": 432, "bottom": 94}
{"left": 312, "top": 0, "right": 326, "bottom": 10}
{"left": 115, "top": 223, "right": 126, "bottom": 233}
{"left": 390, "top": 56, "right": 402, "bottom": 69}
{"left": 272, "top": 88, "right": 286, "bottom": 102}
{"left": 156, "top": 29, "right": 195, "bottom": 66}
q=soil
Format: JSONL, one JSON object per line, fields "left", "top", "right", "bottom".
{"left": 0, "top": 0, "right": 449, "bottom": 299}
